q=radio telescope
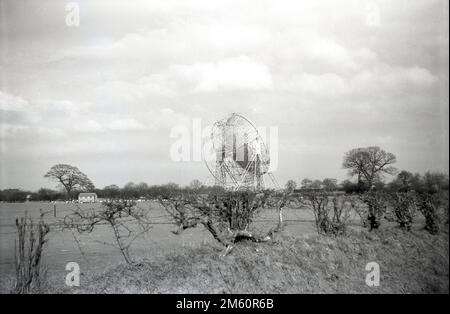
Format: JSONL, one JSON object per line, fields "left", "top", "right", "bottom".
{"left": 204, "top": 113, "right": 279, "bottom": 191}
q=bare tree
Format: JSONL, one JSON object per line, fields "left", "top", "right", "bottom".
{"left": 136, "top": 182, "right": 149, "bottom": 197}
{"left": 122, "top": 182, "right": 137, "bottom": 199}
{"left": 63, "top": 200, "right": 152, "bottom": 264}
{"left": 264, "top": 190, "right": 300, "bottom": 232}
{"left": 343, "top": 146, "right": 397, "bottom": 190}
{"left": 44, "top": 164, "right": 94, "bottom": 199}
{"left": 189, "top": 179, "right": 203, "bottom": 191}
{"left": 159, "top": 191, "right": 282, "bottom": 256}
{"left": 301, "top": 192, "right": 352, "bottom": 236}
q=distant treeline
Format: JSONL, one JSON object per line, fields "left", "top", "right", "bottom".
{"left": 293, "top": 171, "right": 449, "bottom": 194}
{"left": 339, "top": 170, "right": 449, "bottom": 194}
{"left": 0, "top": 171, "right": 448, "bottom": 203}
{"left": 0, "top": 182, "right": 226, "bottom": 203}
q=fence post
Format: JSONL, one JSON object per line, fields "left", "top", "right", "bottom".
{"left": 54, "top": 204, "right": 57, "bottom": 217}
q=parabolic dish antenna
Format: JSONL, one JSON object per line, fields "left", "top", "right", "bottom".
{"left": 204, "top": 113, "right": 279, "bottom": 191}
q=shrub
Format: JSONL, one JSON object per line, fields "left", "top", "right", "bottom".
{"left": 159, "top": 191, "right": 277, "bottom": 256}
{"left": 14, "top": 211, "right": 50, "bottom": 293}
{"left": 303, "top": 192, "right": 352, "bottom": 236}
{"left": 360, "top": 191, "right": 387, "bottom": 230}
{"left": 416, "top": 193, "right": 440, "bottom": 235}
{"left": 438, "top": 191, "right": 449, "bottom": 224}
{"left": 388, "top": 192, "right": 416, "bottom": 231}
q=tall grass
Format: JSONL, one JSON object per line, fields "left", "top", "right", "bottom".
{"left": 65, "top": 225, "right": 449, "bottom": 294}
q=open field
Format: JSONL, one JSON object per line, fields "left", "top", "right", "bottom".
{"left": 0, "top": 199, "right": 448, "bottom": 293}
{"left": 0, "top": 200, "right": 317, "bottom": 291}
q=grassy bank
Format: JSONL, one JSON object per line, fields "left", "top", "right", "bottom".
{"left": 58, "top": 224, "right": 448, "bottom": 294}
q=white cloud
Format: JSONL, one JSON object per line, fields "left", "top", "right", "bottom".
{"left": 107, "top": 118, "right": 147, "bottom": 131}
{"left": 0, "top": 0, "right": 448, "bottom": 189}
{"left": 280, "top": 64, "right": 438, "bottom": 100}
{"left": 74, "top": 120, "right": 105, "bottom": 133}
{"left": 0, "top": 91, "right": 29, "bottom": 111}
{"left": 349, "top": 65, "right": 439, "bottom": 98}
{"left": 174, "top": 56, "right": 273, "bottom": 92}
{"left": 281, "top": 73, "right": 348, "bottom": 96}
{"left": 94, "top": 75, "right": 175, "bottom": 106}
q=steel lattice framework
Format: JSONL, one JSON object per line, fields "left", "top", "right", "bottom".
{"left": 204, "top": 113, "right": 279, "bottom": 191}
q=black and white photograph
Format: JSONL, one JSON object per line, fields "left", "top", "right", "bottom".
{"left": 0, "top": 0, "right": 449, "bottom": 298}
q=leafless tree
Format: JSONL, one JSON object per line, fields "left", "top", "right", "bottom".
{"left": 189, "top": 179, "right": 203, "bottom": 191}
{"left": 44, "top": 164, "right": 94, "bottom": 199}
{"left": 262, "top": 190, "right": 300, "bottom": 232}
{"left": 158, "top": 191, "right": 284, "bottom": 256}
{"left": 300, "top": 192, "right": 352, "bottom": 236}
{"left": 62, "top": 200, "right": 152, "bottom": 264}
{"left": 331, "top": 195, "right": 354, "bottom": 226}
{"left": 343, "top": 146, "right": 397, "bottom": 190}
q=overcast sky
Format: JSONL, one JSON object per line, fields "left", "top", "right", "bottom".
{"left": 0, "top": 0, "right": 449, "bottom": 191}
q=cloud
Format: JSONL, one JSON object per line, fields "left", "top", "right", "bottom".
{"left": 280, "top": 64, "right": 438, "bottom": 101}
{"left": 281, "top": 73, "right": 348, "bottom": 96}
{"left": 0, "top": 0, "right": 448, "bottom": 189}
{"left": 174, "top": 56, "right": 273, "bottom": 92}
{"left": 74, "top": 120, "right": 105, "bottom": 133}
{"left": 107, "top": 118, "right": 147, "bottom": 131}
{"left": 0, "top": 91, "right": 29, "bottom": 111}
{"left": 94, "top": 75, "right": 175, "bottom": 107}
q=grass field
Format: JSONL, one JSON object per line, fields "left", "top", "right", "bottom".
{"left": 0, "top": 200, "right": 317, "bottom": 292}
{"left": 0, "top": 200, "right": 448, "bottom": 293}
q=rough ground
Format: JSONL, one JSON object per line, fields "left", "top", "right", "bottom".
{"left": 54, "top": 224, "right": 449, "bottom": 294}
